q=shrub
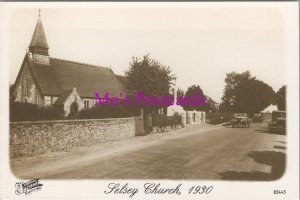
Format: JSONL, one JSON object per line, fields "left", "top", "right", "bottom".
{"left": 167, "top": 112, "right": 182, "bottom": 128}
{"left": 76, "top": 104, "right": 139, "bottom": 119}
{"left": 153, "top": 112, "right": 182, "bottom": 131}
{"left": 10, "top": 102, "right": 40, "bottom": 121}
{"left": 39, "top": 105, "right": 65, "bottom": 120}
{"left": 152, "top": 114, "right": 167, "bottom": 129}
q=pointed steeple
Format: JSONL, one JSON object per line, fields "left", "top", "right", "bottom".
{"left": 29, "top": 9, "right": 49, "bottom": 55}
{"left": 28, "top": 9, "right": 50, "bottom": 64}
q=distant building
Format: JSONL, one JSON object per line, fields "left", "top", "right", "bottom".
{"left": 205, "top": 95, "right": 219, "bottom": 112}
{"left": 12, "top": 12, "right": 126, "bottom": 116}
{"left": 262, "top": 104, "right": 278, "bottom": 113}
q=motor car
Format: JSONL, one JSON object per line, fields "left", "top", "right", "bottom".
{"left": 268, "top": 111, "right": 286, "bottom": 134}
{"left": 231, "top": 116, "right": 250, "bottom": 128}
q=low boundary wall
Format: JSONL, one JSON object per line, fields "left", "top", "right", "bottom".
{"left": 10, "top": 117, "right": 143, "bottom": 158}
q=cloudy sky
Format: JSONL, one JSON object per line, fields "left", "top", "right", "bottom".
{"left": 6, "top": 3, "right": 294, "bottom": 102}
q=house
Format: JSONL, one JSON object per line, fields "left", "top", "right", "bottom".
{"left": 205, "top": 95, "right": 219, "bottom": 112}
{"left": 12, "top": 12, "right": 126, "bottom": 116}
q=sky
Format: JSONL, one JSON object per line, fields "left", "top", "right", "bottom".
{"left": 7, "top": 3, "right": 290, "bottom": 102}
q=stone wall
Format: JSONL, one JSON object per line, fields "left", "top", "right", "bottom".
{"left": 186, "top": 111, "right": 206, "bottom": 124}
{"left": 10, "top": 117, "right": 142, "bottom": 158}
{"left": 13, "top": 56, "right": 44, "bottom": 106}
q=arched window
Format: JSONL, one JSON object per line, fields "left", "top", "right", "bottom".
{"left": 36, "top": 93, "right": 40, "bottom": 104}
{"left": 23, "top": 80, "right": 27, "bottom": 95}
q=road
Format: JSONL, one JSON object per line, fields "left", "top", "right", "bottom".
{"left": 12, "top": 123, "right": 286, "bottom": 180}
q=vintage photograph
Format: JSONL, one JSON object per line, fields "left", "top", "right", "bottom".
{"left": 8, "top": 4, "right": 288, "bottom": 182}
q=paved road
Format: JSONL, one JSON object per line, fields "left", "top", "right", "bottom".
{"left": 14, "top": 123, "right": 286, "bottom": 180}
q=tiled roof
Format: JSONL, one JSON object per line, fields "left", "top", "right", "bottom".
{"left": 29, "top": 15, "right": 49, "bottom": 49}
{"left": 28, "top": 57, "right": 126, "bottom": 98}
{"left": 53, "top": 89, "right": 73, "bottom": 105}
{"left": 116, "top": 75, "right": 128, "bottom": 89}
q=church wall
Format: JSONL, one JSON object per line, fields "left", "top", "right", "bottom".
{"left": 13, "top": 59, "right": 44, "bottom": 106}
{"left": 63, "top": 89, "right": 84, "bottom": 116}
{"left": 82, "top": 98, "right": 97, "bottom": 109}
{"left": 90, "top": 99, "right": 96, "bottom": 107}
{"left": 32, "top": 53, "right": 49, "bottom": 65}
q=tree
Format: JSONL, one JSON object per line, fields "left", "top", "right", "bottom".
{"left": 170, "top": 87, "right": 185, "bottom": 98}
{"left": 183, "top": 85, "right": 207, "bottom": 111}
{"left": 126, "top": 54, "right": 174, "bottom": 97}
{"left": 275, "top": 85, "right": 286, "bottom": 111}
{"left": 125, "top": 54, "right": 175, "bottom": 131}
{"left": 220, "top": 71, "right": 275, "bottom": 114}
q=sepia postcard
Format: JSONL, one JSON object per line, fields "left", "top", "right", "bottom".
{"left": 0, "top": 2, "right": 299, "bottom": 200}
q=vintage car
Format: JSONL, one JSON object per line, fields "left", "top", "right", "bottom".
{"left": 268, "top": 111, "right": 286, "bottom": 134}
{"left": 231, "top": 116, "right": 250, "bottom": 128}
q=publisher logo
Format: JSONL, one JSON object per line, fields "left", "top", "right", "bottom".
{"left": 15, "top": 179, "right": 43, "bottom": 195}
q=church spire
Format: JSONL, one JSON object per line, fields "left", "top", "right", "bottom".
{"left": 29, "top": 9, "right": 49, "bottom": 52}
{"left": 28, "top": 9, "right": 50, "bottom": 64}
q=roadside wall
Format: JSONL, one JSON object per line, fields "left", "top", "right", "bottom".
{"left": 186, "top": 111, "right": 206, "bottom": 124}
{"left": 10, "top": 117, "right": 142, "bottom": 158}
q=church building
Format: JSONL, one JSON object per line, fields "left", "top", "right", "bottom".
{"left": 12, "top": 12, "right": 127, "bottom": 116}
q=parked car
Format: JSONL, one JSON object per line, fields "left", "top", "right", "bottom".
{"left": 231, "top": 116, "right": 250, "bottom": 128}
{"left": 268, "top": 111, "right": 286, "bottom": 134}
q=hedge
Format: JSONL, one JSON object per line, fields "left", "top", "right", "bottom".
{"left": 10, "top": 102, "right": 65, "bottom": 121}
{"left": 152, "top": 113, "right": 182, "bottom": 130}
{"left": 76, "top": 104, "right": 140, "bottom": 119}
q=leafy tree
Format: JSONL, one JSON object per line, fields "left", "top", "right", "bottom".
{"left": 275, "top": 85, "right": 286, "bottom": 111}
{"left": 220, "top": 71, "right": 275, "bottom": 113}
{"left": 126, "top": 54, "right": 174, "bottom": 96}
{"left": 183, "top": 85, "right": 207, "bottom": 111}
{"left": 170, "top": 87, "right": 185, "bottom": 98}
{"left": 125, "top": 54, "right": 175, "bottom": 131}
{"left": 177, "top": 88, "right": 185, "bottom": 98}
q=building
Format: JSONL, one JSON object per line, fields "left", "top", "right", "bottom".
{"left": 205, "top": 95, "right": 219, "bottom": 112}
{"left": 12, "top": 12, "right": 126, "bottom": 116}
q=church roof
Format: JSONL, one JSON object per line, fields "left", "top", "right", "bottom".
{"left": 29, "top": 14, "right": 49, "bottom": 49}
{"left": 116, "top": 75, "right": 129, "bottom": 89}
{"left": 53, "top": 89, "right": 73, "bottom": 105}
{"left": 27, "top": 57, "right": 127, "bottom": 98}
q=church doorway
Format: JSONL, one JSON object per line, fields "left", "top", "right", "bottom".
{"left": 69, "top": 100, "right": 78, "bottom": 118}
